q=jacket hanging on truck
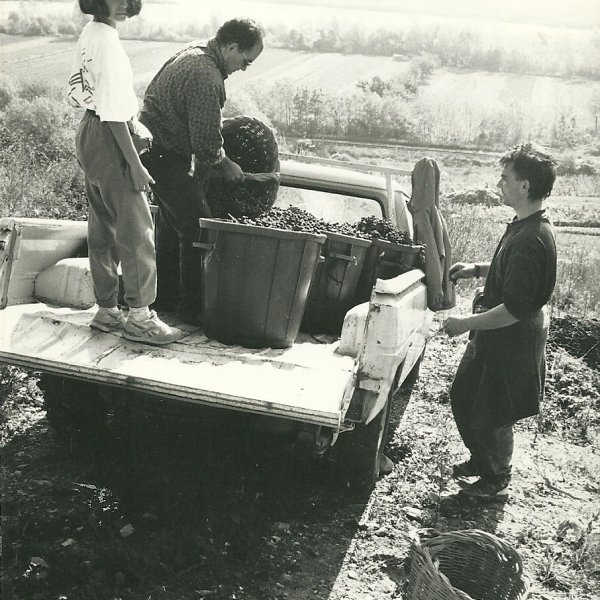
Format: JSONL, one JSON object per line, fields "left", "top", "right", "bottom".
{"left": 408, "top": 157, "right": 455, "bottom": 311}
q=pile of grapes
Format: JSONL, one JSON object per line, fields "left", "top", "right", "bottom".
{"left": 355, "top": 216, "right": 414, "bottom": 245}
{"left": 236, "top": 207, "right": 416, "bottom": 245}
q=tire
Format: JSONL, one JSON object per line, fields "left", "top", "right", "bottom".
{"left": 38, "top": 374, "right": 109, "bottom": 449}
{"left": 336, "top": 369, "right": 400, "bottom": 489}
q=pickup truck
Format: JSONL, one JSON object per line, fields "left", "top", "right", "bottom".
{"left": 0, "top": 154, "right": 432, "bottom": 486}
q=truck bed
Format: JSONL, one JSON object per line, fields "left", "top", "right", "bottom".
{"left": 0, "top": 303, "right": 356, "bottom": 427}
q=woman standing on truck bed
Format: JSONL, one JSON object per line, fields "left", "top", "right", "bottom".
{"left": 67, "top": 0, "right": 182, "bottom": 346}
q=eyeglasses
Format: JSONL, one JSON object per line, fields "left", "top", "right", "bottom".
{"left": 241, "top": 50, "right": 253, "bottom": 68}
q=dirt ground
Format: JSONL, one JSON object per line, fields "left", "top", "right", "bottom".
{"left": 1, "top": 310, "right": 599, "bottom": 600}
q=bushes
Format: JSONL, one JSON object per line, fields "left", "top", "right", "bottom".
{"left": 0, "top": 142, "right": 87, "bottom": 220}
{"left": 443, "top": 187, "right": 503, "bottom": 207}
{"left": 556, "top": 157, "right": 599, "bottom": 176}
{"left": 0, "top": 77, "right": 87, "bottom": 220}
{"left": 248, "top": 81, "right": 418, "bottom": 142}
{"left": 2, "top": 96, "right": 76, "bottom": 161}
{"left": 0, "top": 76, "right": 16, "bottom": 111}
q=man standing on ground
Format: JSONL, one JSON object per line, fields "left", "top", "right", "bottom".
{"left": 443, "top": 143, "right": 557, "bottom": 500}
{"left": 140, "top": 18, "right": 265, "bottom": 323}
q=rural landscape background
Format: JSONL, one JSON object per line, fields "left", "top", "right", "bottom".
{"left": 1, "top": 1, "right": 599, "bottom": 599}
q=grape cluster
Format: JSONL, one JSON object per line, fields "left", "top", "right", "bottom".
{"left": 355, "top": 216, "right": 414, "bottom": 245}
{"left": 239, "top": 207, "right": 326, "bottom": 233}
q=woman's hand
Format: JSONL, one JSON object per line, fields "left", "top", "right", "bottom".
{"left": 107, "top": 121, "right": 155, "bottom": 192}
{"left": 130, "top": 163, "right": 155, "bottom": 193}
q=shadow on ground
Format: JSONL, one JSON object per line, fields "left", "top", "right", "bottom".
{"left": 1, "top": 405, "right": 373, "bottom": 600}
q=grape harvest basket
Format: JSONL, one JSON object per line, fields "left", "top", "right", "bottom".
{"left": 206, "top": 115, "right": 280, "bottom": 218}
{"left": 405, "top": 529, "right": 531, "bottom": 600}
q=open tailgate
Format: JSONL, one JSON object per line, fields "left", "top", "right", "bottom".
{"left": 0, "top": 303, "right": 356, "bottom": 428}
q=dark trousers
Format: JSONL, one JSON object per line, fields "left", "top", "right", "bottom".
{"left": 450, "top": 337, "right": 514, "bottom": 484}
{"left": 141, "top": 147, "right": 211, "bottom": 313}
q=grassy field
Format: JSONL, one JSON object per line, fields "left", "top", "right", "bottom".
{"left": 304, "top": 140, "right": 600, "bottom": 317}
{"left": 2, "top": 32, "right": 599, "bottom": 136}
{"left": 1, "top": 26, "right": 599, "bottom": 316}
{"left": 416, "top": 70, "right": 599, "bottom": 136}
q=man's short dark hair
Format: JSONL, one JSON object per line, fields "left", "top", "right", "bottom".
{"left": 216, "top": 19, "right": 264, "bottom": 51}
{"left": 500, "top": 142, "right": 557, "bottom": 201}
{"left": 78, "top": 0, "right": 142, "bottom": 18}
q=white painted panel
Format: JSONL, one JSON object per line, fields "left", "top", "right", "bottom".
{"left": 0, "top": 304, "right": 356, "bottom": 427}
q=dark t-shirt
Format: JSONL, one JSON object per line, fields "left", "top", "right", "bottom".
{"left": 481, "top": 210, "right": 557, "bottom": 319}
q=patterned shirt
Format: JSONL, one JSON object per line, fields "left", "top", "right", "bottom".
{"left": 140, "top": 39, "right": 228, "bottom": 168}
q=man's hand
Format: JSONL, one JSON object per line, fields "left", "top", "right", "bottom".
{"left": 443, "top": 315, "right": 471, "bottom": 337}
{"left": 217, "top": 157, "right": 245, "bottom": 186}
{"left": 449, "top": 262, "right": 477, "bottom": 282}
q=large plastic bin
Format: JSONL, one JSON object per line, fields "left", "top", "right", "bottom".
{"left": 197, "top": 218, "right": 326, "bottom": 349}
{"left": 301, "top": 232, "right": 372, "bottom": 335}
{"left": 355, "top": 239, "right": 424, "bottom": 303}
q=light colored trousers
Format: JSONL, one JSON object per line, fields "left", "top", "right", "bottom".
{"left": 76, "top": 110, "right": 157, "bottom": 309}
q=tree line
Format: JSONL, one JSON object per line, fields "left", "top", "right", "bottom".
{"left": 2, "top": 4, "right": 599, "bottom": 80}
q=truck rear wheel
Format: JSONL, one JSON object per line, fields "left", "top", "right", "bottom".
{"left": 38, "top": 374, "right": 109, "bottom": 449}
{"left": 337, "top": 394, "right": 394, "bottom": 489}
{"left": 336, "top": 354, "right": 424, "bottom": 489}
{"left": 336, "top": 370, "right": 401, "bottom": 489}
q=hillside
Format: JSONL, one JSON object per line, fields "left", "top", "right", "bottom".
{"left": 2, "top": 33, "right": 599, "bottom": 135}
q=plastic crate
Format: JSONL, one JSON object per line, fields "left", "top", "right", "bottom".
{"left": 355, "top": 238, "right": 424, "bottom": 303}
{"left": 197, "top": 218, "right": 326, "bottom": 348}
{"left": 302, "top": 232, "right": 372, "bottom": 335}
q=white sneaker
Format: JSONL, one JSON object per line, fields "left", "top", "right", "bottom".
{"left": 123, "top": 310, "right": 183, "bottom": 346}
{"left": 90, "top": 308, "right": 126, "bottom": 334}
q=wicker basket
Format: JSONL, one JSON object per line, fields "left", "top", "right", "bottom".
{"left": 207, "top": 115, "right": 280, "bottom": 218}
{"left": 405, "top": 530, "right": 531, "bottom": 600}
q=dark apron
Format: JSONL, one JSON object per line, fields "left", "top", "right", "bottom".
{"left": 472, "top": 306, "right": 549, "bottom": 425}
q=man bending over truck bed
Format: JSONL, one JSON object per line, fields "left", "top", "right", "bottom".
{"left": 139, "top": 18, "right": 265, "bottom": 325}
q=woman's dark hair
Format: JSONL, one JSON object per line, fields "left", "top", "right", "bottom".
{"left": 500, "top": 142, "right": 557, "bottom": 201}
{"left": 78, "top": 0, "right": 142, "bottom": 19}
{"left": 78, "top": 0, "right": 109, "bottom": 18}
{"left": 215, "top": 18, "right": 264, "bottom": 51}
{"left": 126, "top": 0, "right": 142, "bottom": 18}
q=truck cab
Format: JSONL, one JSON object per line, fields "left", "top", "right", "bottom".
{"left": 0, "top": 155, "right": 431, "bottom": 486}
